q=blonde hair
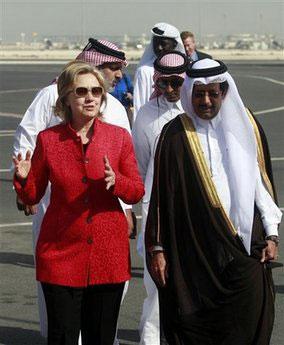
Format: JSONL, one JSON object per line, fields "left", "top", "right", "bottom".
{"left": 54, "top": 60, "right": 107, "bottom": 122}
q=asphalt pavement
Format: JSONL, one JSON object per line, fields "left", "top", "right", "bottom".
{"left": 0, "top": 61, "right": 283, "bottom": 345}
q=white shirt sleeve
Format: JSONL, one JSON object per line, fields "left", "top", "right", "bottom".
{"left": 102, "top": 93, "right": 132, "bottom": 211}
{"left": 13, "top": 85, "right": 58, "bottom": 157}
{"left": 102, "top": 94, "right": 131, "bottom": 134}
{"left": 133, "top": 67, "right": 153, "bottom": 121}
{"left": 132, "top": 112, "right": 151, "bottom": 183}
{"left": 255, "top": 166, "right": 282, "bottom": 237}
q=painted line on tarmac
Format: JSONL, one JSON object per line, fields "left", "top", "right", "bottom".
{"left": 0, "top": 222, "right": 32, "bottom": 228}
{"left": 1, "top": 210, "right": 283, "bottom": 228}
{"left": 0, "top": 88, "right": 39, "bottom": 94}
{"left": 1, "top": 217, "right": 141, "bottom": 228}
{"left": 247, "top": 75, "right": 284, "bottom": 86}
{"left": 271, "top": 157, "right": 284, "bottom": 161}
{"left": 0, "top": 169, "right": 12, "bottom": 172}
{"left": 0, "top": 133, "right": 15, "bottom": 137}
{"left": 0, "top": 129, "right": 15, "bottom": 137}
{"left": 0, "top": 111, "right": 22, "bottom": 118}
{"left": 0, "top": 129, "right": 15, "bottom": 133}
{"left": 254, "top": 106, "right": 284, "bottom": 115}
{"left": 0, "top": 315, "right": 39, "bottom": 325}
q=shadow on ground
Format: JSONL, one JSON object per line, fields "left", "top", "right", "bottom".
{"left": 0, "top": 327, "right": 44, "bottom": 345}
{"left": 0, "top": 252, "right": 34, "bottom": 268}
{"left": 275, "top": 285, "right": 284, "bottom": 294}
{"left": 118, "top": 328, "right": 139, "bottom": 342}
{"left": 0, "top": 327, "right": 139, "bottom": 345}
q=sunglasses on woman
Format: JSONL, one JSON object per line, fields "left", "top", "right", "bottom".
{"left": 156, "top": 78, "right": 184, "bottom": 90}
{"left": 71, "top": 86, "right": 103, "bottom": 98}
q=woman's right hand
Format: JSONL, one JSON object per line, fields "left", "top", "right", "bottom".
{"left": 13, "top": 151, "right": 32, "bottom": 180}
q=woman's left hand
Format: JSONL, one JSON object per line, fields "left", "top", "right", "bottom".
{"left": 104, "top": 155, "right": 116, "bottom": 190}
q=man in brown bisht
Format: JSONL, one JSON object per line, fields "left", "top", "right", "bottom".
{"left": 145, "top": 58, "right": 282, "bottom": 345}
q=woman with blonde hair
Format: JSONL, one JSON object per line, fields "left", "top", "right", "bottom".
{"left": 13, "top": 61, "right": 144, "bottom": 345}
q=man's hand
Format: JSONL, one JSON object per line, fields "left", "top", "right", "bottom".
{"left": 125, "top": 92, "right": 133, "bottom": 101}
{"left": 150, "top": 251, "right": 168, "bottom": 287}
{"left": 261, "top": 240, "right": 278, "bottom": 263}
{"left": 16, "top": 196, "right": 37, "bottom": 216}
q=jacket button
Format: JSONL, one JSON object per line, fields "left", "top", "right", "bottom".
{"left": 87, "top": 237, "right": 93, "bottom": 244}
{"left": 84, "top": 158, "right": 89, "bottom": 164}
{"left": 84, "top": 197, "right": 89, "bottom": 204}
{"left": 86, "top": 216, "right": 92, "bottom": 224}
{"left": 82, "top": 176, "right": 87, "bottom": 183}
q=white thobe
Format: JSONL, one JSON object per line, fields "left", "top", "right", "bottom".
{"left": 132, "top": 96, "right": 183, "bottom": 345}
{"left": 192, "top": 114, "right": 281, "bottom": 252}
{"left": 13, "top": 83, "right": 131, "bottom": 342}
{"left": 133, "top": 65, "right": 154, "bottom": 122}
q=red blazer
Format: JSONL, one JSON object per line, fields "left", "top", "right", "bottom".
{"left": 14, "top": 119, "right": 144, "bottom": 287}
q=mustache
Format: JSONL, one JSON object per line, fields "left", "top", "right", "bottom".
{"left": 198, "top": 105, "right": 215, "bottom": 109}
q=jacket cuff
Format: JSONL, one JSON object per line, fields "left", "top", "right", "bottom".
{"left": 13, "top": 174, "right": 27, "bottom": 191}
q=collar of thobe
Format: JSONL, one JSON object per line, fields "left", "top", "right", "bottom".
{"left": 159, "top": 96, "right": 183, "bottom": 111}
{"left": 193, "top": 112, "right": 222, "bottom": 130}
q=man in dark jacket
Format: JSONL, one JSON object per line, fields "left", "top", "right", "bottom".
{"left": 181, "top": 31, "right": 212, "bottom": 62}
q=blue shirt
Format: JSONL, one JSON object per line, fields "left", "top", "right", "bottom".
{"left": 110, "top": 73, "right": 133, "bottom": 107}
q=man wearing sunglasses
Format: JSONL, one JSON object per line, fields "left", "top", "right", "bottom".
{"left": 132, "top": 51, "right": 188, "bottom": 345}
{"left": 12, "top": 38, "right": 133, "bottom": 345}
{"left": 133, "top": 22, "right": 186, "bottom": 122}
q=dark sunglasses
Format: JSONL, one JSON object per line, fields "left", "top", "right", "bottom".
{"left": 72, "top": 86, "right": 103, "bottom": 97}
{"left": 156, "top": 78, "right": 184, "bottom": 90}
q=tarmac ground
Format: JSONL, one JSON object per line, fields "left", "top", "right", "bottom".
{"left": 0, "top": 62, "right": 283, "bottom": 345}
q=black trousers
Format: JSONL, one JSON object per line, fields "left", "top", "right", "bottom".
{"left": 41, "top": 282, "right": 125, "bottom": 345}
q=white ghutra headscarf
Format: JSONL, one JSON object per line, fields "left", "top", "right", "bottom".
{"left": 181, "top": 58, "right": 257, "bottom": 254}
{"left": 150, "top": 51, "right": 188, "bottom": 99}
{"left": 138, "top": 22, "right": 185, "bottom": 68}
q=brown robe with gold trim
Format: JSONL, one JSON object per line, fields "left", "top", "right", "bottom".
{"left": 145, "top": 112, "right": 277, "bottom": 345}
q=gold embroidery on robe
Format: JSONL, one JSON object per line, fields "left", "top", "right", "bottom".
{"left": 154, "top": 121, "right": 174, "bottom": 245}
{"left": 246, "top": 108, "right": 275, "bottom": 200}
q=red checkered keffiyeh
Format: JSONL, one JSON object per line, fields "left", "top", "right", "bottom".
{"left": 150, "top": 52, "right": 187, "bottom": 99}
{"left": 76, "top": 40, "right": 127, "bottom": 67}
